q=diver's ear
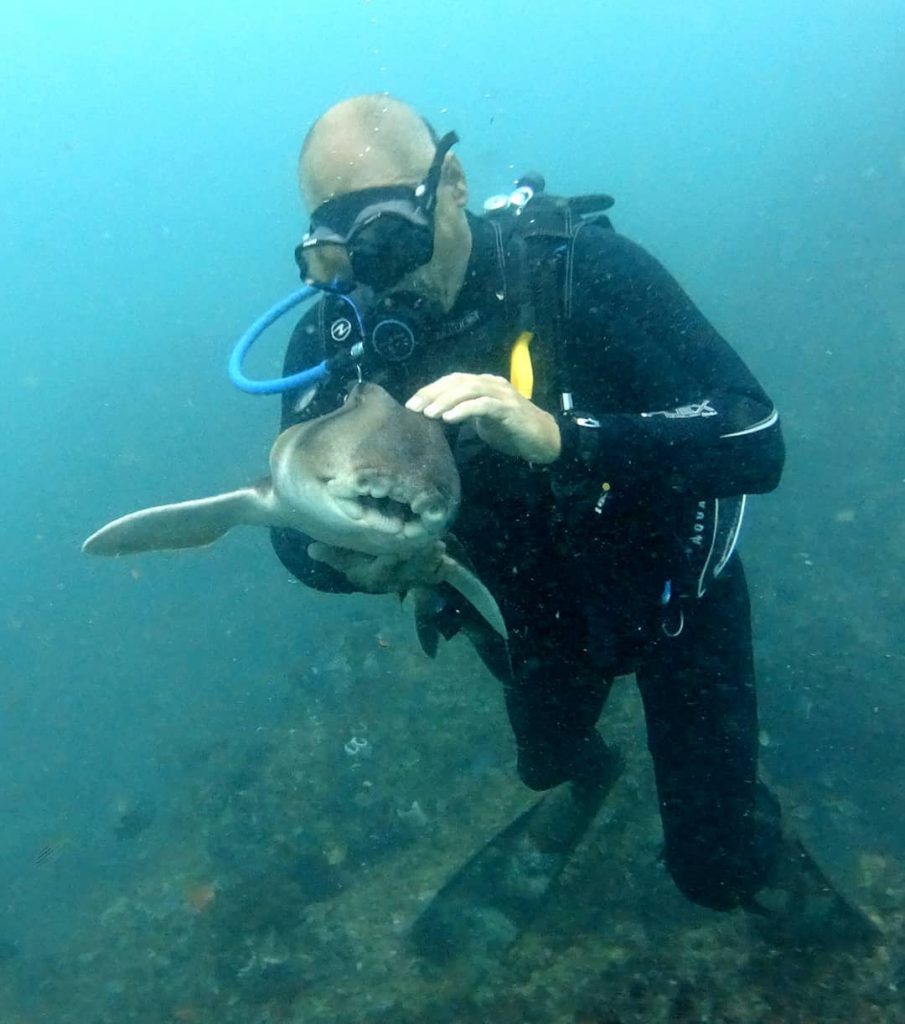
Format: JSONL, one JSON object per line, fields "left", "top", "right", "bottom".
{"left": 443, "top": 153, "right": 468, "bottom": 207}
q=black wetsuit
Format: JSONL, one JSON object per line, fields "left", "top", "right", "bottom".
{"left": 273, "top": 212, "right": 785, "bottom": 911}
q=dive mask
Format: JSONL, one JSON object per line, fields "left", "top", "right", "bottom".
{"left": 296, "top": 130, "right": 459, "bottom": 293}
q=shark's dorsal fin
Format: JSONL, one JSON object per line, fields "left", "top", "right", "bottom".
{"left": 83, "top": 480, "right": 281, "bottom": 556}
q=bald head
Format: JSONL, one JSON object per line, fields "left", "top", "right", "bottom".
{"left": 299, "top": 95, "right": 438, "bottom": 210}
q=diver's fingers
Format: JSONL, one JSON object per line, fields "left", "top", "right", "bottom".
{"left": 307, "top": 541, "right": 330, "bottom": 563}
{"left": 408, "top": 540, "right": 447, "bottom": 582}
{"left": 307, "top": 542, "right": 354, "bottom": 572}
{"left": 406, "top": 373, "right": 512, "bottom": 416}
{"left": 438, "top": 395, "right": 505, "bottom": 424}
{"left": 307, "top": 543, "right": 382, "bottom": 573}
{"left": 308, "top": 544, "right": 406, "bottom": 592}
{"left": 405, "top": 373, "right": 464, "bottom": 411}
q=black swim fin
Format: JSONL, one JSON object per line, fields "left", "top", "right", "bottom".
{"left": 747, "top": 833, "right": 882, "bottom": 953}
{"left": 410, "top": 749, "right": 624, "bottom": 963}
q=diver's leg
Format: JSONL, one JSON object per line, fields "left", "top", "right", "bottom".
{"left": 502, "top": 642, "right": 616, "bottom": 791}
{"left": 636, "top": 556, "right": 879, "bottom": 949}
{"left": 636, "top": 555, "right": 781, "bottom": 910}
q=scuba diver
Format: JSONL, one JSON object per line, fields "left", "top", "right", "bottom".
{"left": 262, "top": 94, "right": 877, "bottom": 956}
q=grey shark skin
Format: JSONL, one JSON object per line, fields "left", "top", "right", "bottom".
{"left": 82, "top": 383, "right": 507, "bottom": 642}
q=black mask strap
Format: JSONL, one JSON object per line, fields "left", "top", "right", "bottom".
{"left": 416, "top": 131, "right": 459, "bottom": 217}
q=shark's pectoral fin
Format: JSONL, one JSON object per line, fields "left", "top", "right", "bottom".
{"left": 83, "top": 481, "right": 280, "bottom": 556}
{"left": 436, "top": 535, "right": 511, "bottom": 678}
{"left": 437, "top": 554, "right": 507, "bottom": 640}
{"left": 412, "top": 587, "right": 441, "bottom": 659}
{"left": 411, "top": 583, "right": 512, "bottom": 682}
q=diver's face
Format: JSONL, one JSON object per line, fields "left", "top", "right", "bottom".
{"left": 298, "top": 239, "right": 353, "bottom": 292}
{"left": 300, "top": 142, "right": 471, "bottom": 311}
{"left": 389, "top": 169, "right": 471, "bottom": 309}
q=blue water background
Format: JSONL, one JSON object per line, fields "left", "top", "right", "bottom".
{"left": 1, "top": 0, "right": 903, "bottom": 958}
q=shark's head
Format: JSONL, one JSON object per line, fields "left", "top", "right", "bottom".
{"left": 270, "top": 382, "right": 460, "bottom": 556}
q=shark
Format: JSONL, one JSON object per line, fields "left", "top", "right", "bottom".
{"left": 82, "top": 382, "right": 508, "bottom": 667}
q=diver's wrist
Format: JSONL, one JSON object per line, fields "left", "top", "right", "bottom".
{"left": 556, "top": 411, "right": 601, "bottom": 469}
{"left": 531, "top": 411, "right": 562, "bottom": 464}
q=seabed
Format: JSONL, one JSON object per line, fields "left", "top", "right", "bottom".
{"left": 4, "top": 609, "right": 903, "bottom": 1024}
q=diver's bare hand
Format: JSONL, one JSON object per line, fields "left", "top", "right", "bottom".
{"left": 307, "top": 541, "right": 446, "bottom": 593}
{"left": 406, "top": 372, "right": 561, "bottom": 464}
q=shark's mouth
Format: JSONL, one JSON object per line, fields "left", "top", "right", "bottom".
{"left": 326, "top": 472, "right": 450, "bottom": 539}
{"left": 357, "top": 493, "right": 419, "bottom": 523}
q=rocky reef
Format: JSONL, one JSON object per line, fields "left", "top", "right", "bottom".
{"left": 2, "top": 608, "right": 903, "bottom": 1024}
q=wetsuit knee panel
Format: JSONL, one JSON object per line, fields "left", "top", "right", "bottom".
{"left": 664, "top": 785, "right": 782, "bottom": 911}
{"left": 516, "top": 731, "right": 612, "bottom": 792}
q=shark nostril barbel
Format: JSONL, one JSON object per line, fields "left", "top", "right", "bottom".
{"left": 410, "top": 491, "right": 445, "bottom": 516}
{"left": 336, "top": 497, "right": 364, "bottom": 520}
{"left": 367, "top": 479, "right": 391, "bottom": 499}
{"left": 326, "top": 477, "right": 356, "bottom": 497}
{"left": 355, "top": 471, "right": 390, "bottom": 496}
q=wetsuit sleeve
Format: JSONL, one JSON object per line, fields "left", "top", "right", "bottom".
{"left": 556, "top": 229, "right": 784, "bottom": 499}
{"left": 270, "top": 305, "right": 357, "bottom": 594}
